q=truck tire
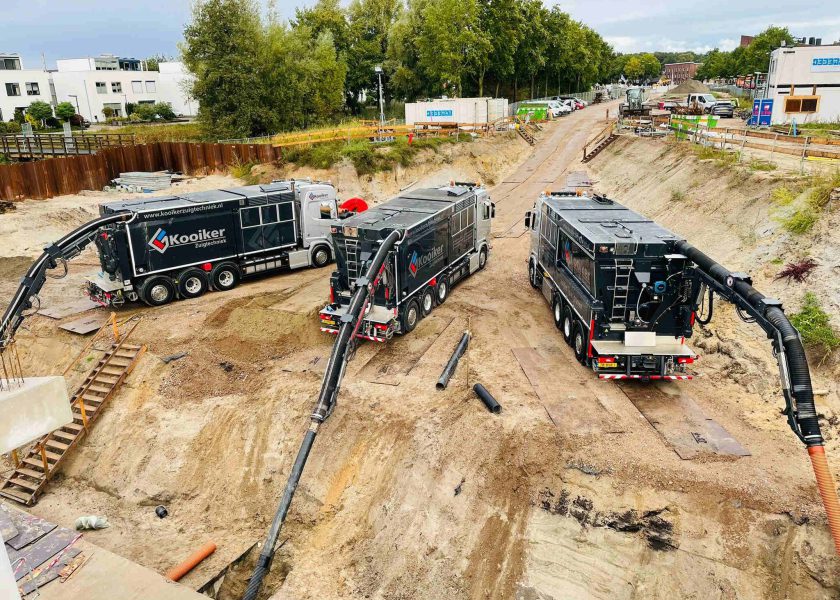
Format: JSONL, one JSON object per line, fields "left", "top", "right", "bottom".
{"left": 140, "top": 276, "right": 175, "bottom": 307}
{"left": 312, "top": 245, "right": 331, "bottom": 268}
{"left": 528, "top": 260, "right": 541, "bottom": 289}
{"left": 478, "top": 246, "right": 488, "bottom": 270}
{"left": 573, "top": 321, "right": 587, "bottom": 364}
{"left": 552, "top": 296, "right": 564, "bottom": 330}
{"left": 562, "top": 306, "right": 574, "bottom": 346}
{"left": 401, "top": 299, "right": 420, "bottom": 334}
{"left": 211, "top": 263, "right": 240, "bottom": 291}
{"left": 178, "top": 269, "right": 209, "bottom": 299}
{"left": 435, "top": 276, "right": 449, "bottom": 305}
{"left": 420, "top": 287, "right": 435, "bottom": 317}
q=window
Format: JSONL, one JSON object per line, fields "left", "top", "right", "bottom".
{"left": 559, "top": 232, "right": 595, "bottom": 294}
{"left": 241, "top": 207, "right": 260, "bottom": 228}
{"left": 784, "top": 96, "right": 819, "bottom": 114}
{"left": 145, "top": 80, "right": 156, "bottom": 93}
{"left": 5, "top": 83, "right": 20, "bottom": 96}
{"left": 25, "top": 82, "right": 40, "bottom": 96}
{"left": 260, "top": 205, "right": 278, "bottom": 225}
{"left": 95, "top": 81, "right": 107, "bottom": 94}
{"left": 131, "top": 80, "right": 143, "bottom": 93}
{"left": 111, "top": 82, "right": 122, "bottom": 93}
{"left": 1, "top": 58, "right": 21, "bottom": 70}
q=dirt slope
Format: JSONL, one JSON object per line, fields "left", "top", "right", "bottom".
{"left": 4, "top": 109, "right": 840, "bottom": 600}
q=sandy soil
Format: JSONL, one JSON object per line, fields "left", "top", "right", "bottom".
{"left": 3, "top": 105, "right": 840, "bottom": 599}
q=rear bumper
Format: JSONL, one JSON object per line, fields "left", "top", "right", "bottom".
{"left": 590, "top": 336, "right": 696, "bottom": 379}
{"left": 598, "top": 374, "right": 692, "bottom": 381}
{"left": 318, "top": 303, "right": 396, "bottom": 342}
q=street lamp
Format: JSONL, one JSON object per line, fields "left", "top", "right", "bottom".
{"left": 374, "top": 65, "right": 385, "bottom": 141}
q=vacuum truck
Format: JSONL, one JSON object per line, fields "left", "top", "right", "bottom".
{"left": 319, "top": 182, "right": 494, "bottom": 341}
{"left": 89, "top": 180, "right": 340, "bottom": 306}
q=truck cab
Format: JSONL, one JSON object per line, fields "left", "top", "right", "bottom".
{"left": 686, "top": 93, "right": 734, "bottom": 117}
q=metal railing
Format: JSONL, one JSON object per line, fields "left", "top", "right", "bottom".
{"left": 0, "top": 133, "right": 136, "bottom": 159}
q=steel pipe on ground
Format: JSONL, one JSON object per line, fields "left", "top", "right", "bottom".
{"left": 437, "top": 331, "right": 470, "bottom": 390}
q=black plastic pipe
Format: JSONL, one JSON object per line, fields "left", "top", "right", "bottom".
{"left": 437, "top": 331, "right": 470, "bottom": 389}
{"left": 473, "top": 383, "right": 501, "bottom": 414}
{"left": 243, "top": 229, "right": 401, "bottom": 600}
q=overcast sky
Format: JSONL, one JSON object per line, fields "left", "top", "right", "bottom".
{"left": 4, "top": 0, "right": 840, "bottom": 70}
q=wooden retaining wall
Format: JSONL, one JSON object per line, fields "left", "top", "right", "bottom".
{"left": 0, "top": 141, "right": 281, "bottom": 201}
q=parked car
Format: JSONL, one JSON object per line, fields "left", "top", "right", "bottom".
{"left": 573, "top": 98, "right": 587, "bottom": 109}
{"left": 547, "top": 100, "right": 572, "bottom": 117}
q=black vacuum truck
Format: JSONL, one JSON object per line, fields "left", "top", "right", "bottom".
{"left": 319, "top": 182, "right": 494, "bottom": 341}
{"left": 0, "top": 180, "right": 342, "bottom": 349}
{"left": 525, "top": 190, "right": 840, "bottom": 555}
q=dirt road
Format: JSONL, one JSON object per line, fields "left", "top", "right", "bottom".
{"left": 9, "top": 101, "right": 840, "bottom": 599}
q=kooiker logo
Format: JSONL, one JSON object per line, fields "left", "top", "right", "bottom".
{"left": 148, "top": 227, "right": 226, "bottom": 254}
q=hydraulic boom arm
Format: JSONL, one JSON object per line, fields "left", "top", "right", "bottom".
{"left": 0, "top": 213, "right": 131, "bottom": 351}
{"left": 677, "top": 240, "right": 840, "bottom": 553}
{"left": 243, "top": 229, "right": 401, "bottom": 600}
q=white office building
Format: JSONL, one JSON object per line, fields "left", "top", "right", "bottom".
{"left": 52, "top": 54, "right": 196, "bottom": 121}
{"left": 766, "top": 42, "right": 840, "bottom": 125}
{"left": 0, "top": 54, "right": 54, "bottom": 123}
{"left": 1, "top": 52, "right": 197, "bottom": 124}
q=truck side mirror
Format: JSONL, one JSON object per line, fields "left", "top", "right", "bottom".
{"left": 524, "top": 211, "right": 531, "bottom": 229}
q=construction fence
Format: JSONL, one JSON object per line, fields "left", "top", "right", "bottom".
{"left": 0, "top": 141, "right": 279, "bottom": 201}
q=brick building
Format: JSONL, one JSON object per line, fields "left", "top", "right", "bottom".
{"left": 664, "top": 62, "right": 701, "bottom": 84}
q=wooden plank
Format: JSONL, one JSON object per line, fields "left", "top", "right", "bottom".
{"left": 357, "top": 315, "right": 455, "bottom": 386}
{"left": 618, "top": 382, "right": 750, "bottom": 460}
{"left": 12, "top": 527, "right": 78, "bottom": 579}
{"left": 59, "top": 313, "right": 110, "bottom": 335}
{"left": 512, "top": 347, "right": 617, "bottom": 435}
{"left": 39, "top": 298, "right": 100, "bottom": 319}
{"left": 2, "top": 505, "right": 56, "bottom": 549}
{"left": 18, "top": 548, "right": 82, "bottom": 594}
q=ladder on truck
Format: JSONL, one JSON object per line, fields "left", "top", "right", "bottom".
{"left": 345, "top": 238, "right": 361, "bottom": 284}
{"left": 611, "top": 259, "right": 634, "bottom": 322}
{"left": 0, "top": 317, "right": 145, "bottom": 506}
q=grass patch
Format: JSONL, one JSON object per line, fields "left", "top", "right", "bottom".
{"left": 230, "top": 159, "right": 259, "bottom": 185}
{"left": 279, "top": 136, "right": 466, "bottom": 176}
{"left": 670, "top": 189, "right": 686, "bottom": 202}
{"left": 780, "top": 208, "right": 819, "bottom": 234}
{"left": 789, "top": 292, "right": 840, "bottom": 356}
{"left": 798, "top": 121, "right": 840, "bottom": 132}
{"left": 808, "top": 170, "right": 840, "bottom": 208}
{"left": 694, "top": 145, "right": 737, "bottom": 166}
{"left": 770, "top": 257, "right": 784, "bottom": 265}
{"left": 94, "top": 122, "right": 207, "bottom": 143}
{"left": 771, "top": 186, "right": 797, "bottom": 206}
{"left": 749, "top": 159, "right": 776, "bottom": 171}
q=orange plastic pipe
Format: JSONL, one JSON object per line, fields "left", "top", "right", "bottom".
{"left": 165, "top": 541, "right": 217, "bottom": 581}
{"left": 808, "top": 446, "right": 840, "bottom": 555}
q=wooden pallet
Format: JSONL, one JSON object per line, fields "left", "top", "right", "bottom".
{"left": 0, "top": 339, "right": 145, "bottom": 505}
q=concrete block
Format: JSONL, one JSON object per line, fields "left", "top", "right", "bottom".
{"left": 0, "top": 377, "right": 71, "bottom": 454}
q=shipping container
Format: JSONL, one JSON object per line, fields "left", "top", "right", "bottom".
{"left": 404, "top": 97, "right": 508, "bottom": 126}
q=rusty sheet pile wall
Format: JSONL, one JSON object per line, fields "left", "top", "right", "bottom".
{"left": 0, "top": 142, "right": 280, "bottom": 201}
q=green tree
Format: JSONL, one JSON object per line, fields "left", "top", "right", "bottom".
{"left": 145, "top": 54, "right": 173, "bottom": 72}
{"left": 639, "top": 53, "right": 661, "bottom": 81}
{"left": 133, "top": 104, "right": 158, "bottom": 121}
{"left": 345, "top": 0, "right": 401, "bottom": 110}
{"left": 102, "top": 106, "right": 115, "bottom": 119}
{"left": 27, "top": 101, "right": 53, "bottom": 126}
{"left": 181, "top": 0, "right": 274, "bottom": 138}
{"left": 741, "top": 26, "right": 794, "bottom": 73}
{"left": 154, "top": 102, "right": 176, "bottom": 120}
{"left": 478, "top": 0, "right": 524, "bottom": 98}
{"left": 294, "top": 0, "right": 349, "bottom": 55}
{"left": 624, "top": 56, "right": 643, "bottom": 81}
{"left": 54, "top": 101, "right": 76, "bottom": 121}
{"left": 415, "top": 0, "right": 490, "bottom": 97}
{"left": 513, "top": 0, "right": 548, "bottom": 100}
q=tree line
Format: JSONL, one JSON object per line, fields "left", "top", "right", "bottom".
{"left": 696, "top": 27, "right": 794, "bottom": 79}
{"left": 181, "top": 0, "right": 615, "bottom": 139}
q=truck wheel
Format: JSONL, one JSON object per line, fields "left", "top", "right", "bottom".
{"left": 140, "top": 277, "right": 175, "bottom": 307}
{"left": 552, "top": 296, "right": 564, "bottom": 330}
{"left": 178, "top": 269, "right": 209, "bottom": 299}
{"left": 528, "top": 260, "right": 541, "bottom": 289}
{"left": 573, "top": 321, "right": 587, "bottom": 364}
{"left": 562, "top": 307, "right": 574, "bottom": 345}
{"left": 401, "top": 299, "right": 420, "bottom": 334}
{"left": 211, "top": 263, "right": 240, "bottom": 291}
{"left": 420, "top": 288, "right": 435, "bottom": 317}
{"left": 435, "top": 276, "right": 449, "bottom": 305}
{"left": 478, "top": 246, "right": 488, "bottom": 270}
{"left": 312, "top": 245, "right": 331, "bottom": 268}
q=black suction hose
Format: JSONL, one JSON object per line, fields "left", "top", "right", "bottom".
{"left": 675, "top": 240, "right": 840, "bottom": 554}
{"left": 243, "top": 229, "right": 401, "bottom": 600}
